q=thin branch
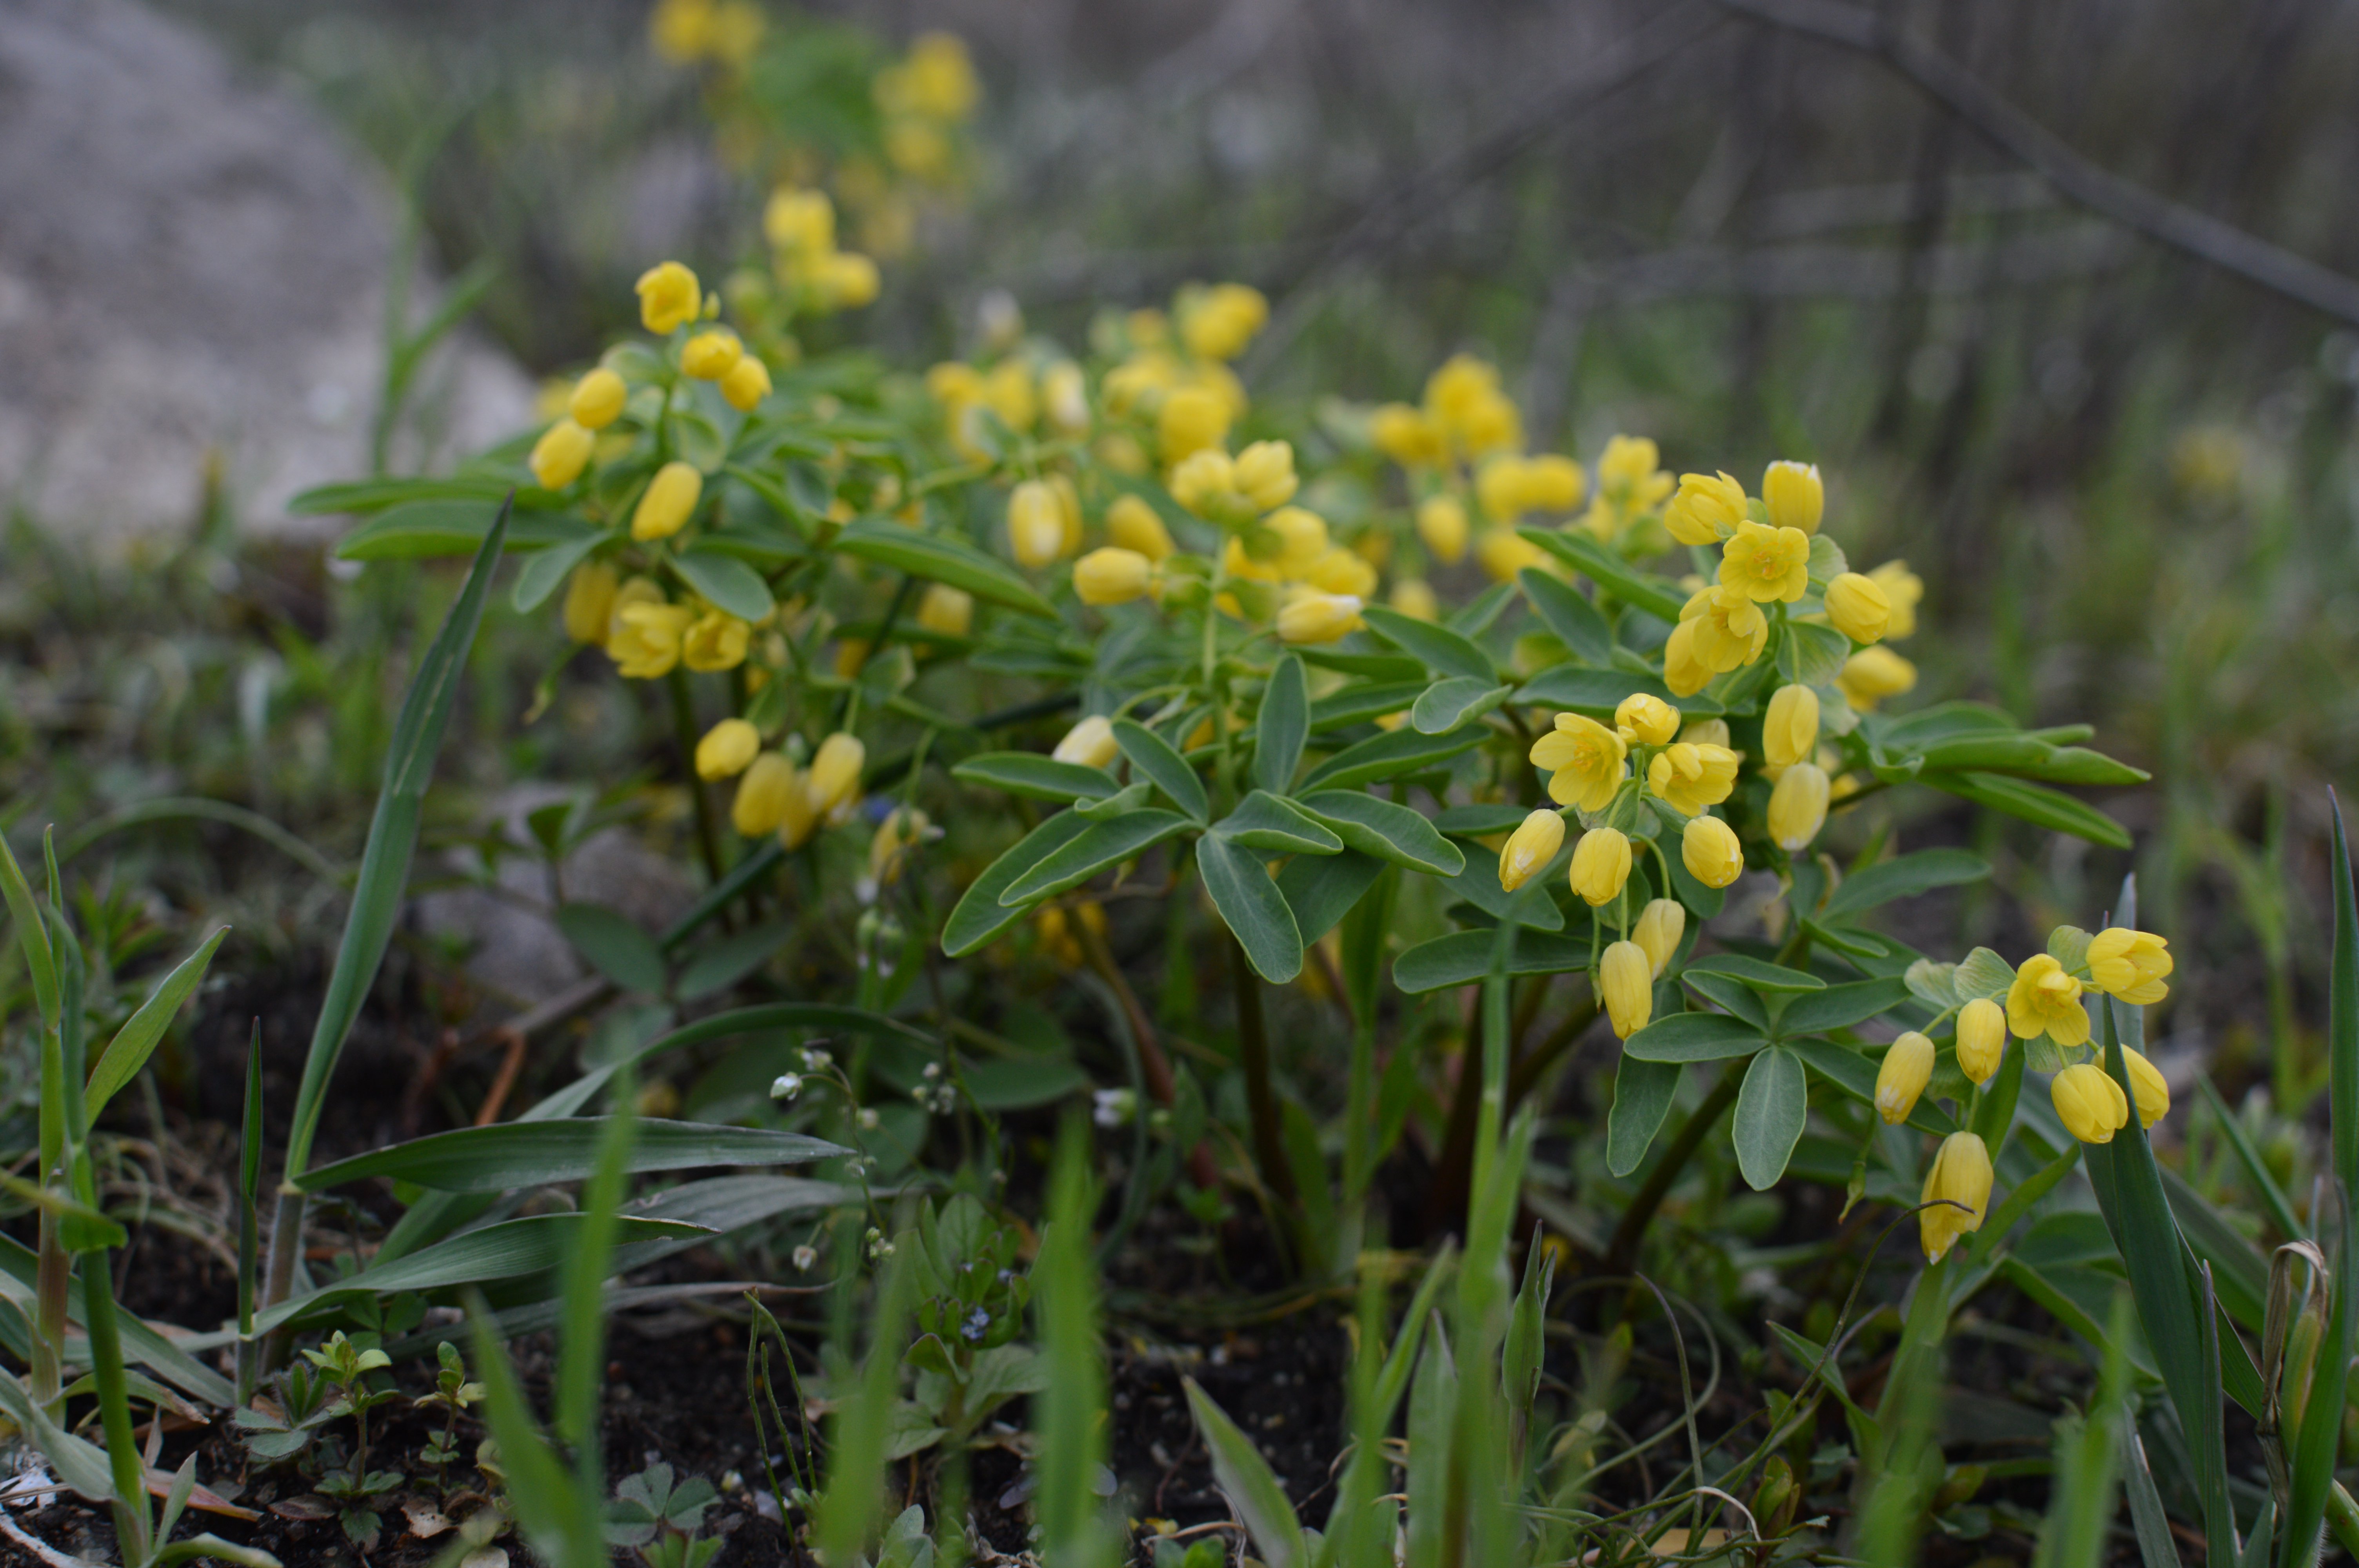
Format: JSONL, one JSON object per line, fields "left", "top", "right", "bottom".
{"left": 1717, "top": 0, "right": 2359, "bottom": 328}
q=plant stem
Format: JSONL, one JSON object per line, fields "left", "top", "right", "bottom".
{"left": 1604, "top": 1062, "right": 1745, "bottom": 1273}
{"left": 30, "top": 1216, "right": 65, "bottom": 1413}
{"left": 667, "top": 667, "right": 727, "bottom": 890}
{"left": 83, "top": 1254, "right": 152, "bottom": 1563}
{"left": 1230, "top": 937, "right": 1298, "bottom": 1209}
{"left": 258, "top": 1183, "right": 308, "bottom": 1374}
{"left": 1078, "top": 913, "right": 1221, "bottom": 1192}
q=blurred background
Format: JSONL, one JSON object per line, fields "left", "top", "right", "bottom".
{"left": 7, "top": 0, "right": 2359, "bottom": 1114}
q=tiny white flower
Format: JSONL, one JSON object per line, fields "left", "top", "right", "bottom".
{"left": 770, "top": 1073, "right": 804, "bottom": 1102}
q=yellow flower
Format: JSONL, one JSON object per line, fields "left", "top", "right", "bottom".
{"left": 1875, "top": 1031, "right": 1934, "bottom": 1125}
{"left": 1234, "top": 440, "right": 1299, "bottom": 511}
{"left": 1303, "top": 548, "right": 1377, "bottom": 598}
{"left": 1009, "top": 480, "right": 1067, "bottom": 568}
{"left": 706, "top": 1, "right": 764, "bottom": 66}
{"left": 1568, "top": 827, "right": 1631, "bottom": 907}
{"left": 529, "top": 419, "right": 595, "bottom": 490}
{"left": 1041, "top": 361, "right": 1090, "bottom": 435}
{"left": 681, "top": 330, "right": 743, "bottom": 379}
{"left": 1476, "top": 456, "right": 1534, "bottom": 524}
{"left": 774, "top": 763, "right": 820, "bottom": 849}
{"left": 805, "top": 732, "right": 866, "bottom": 818}
{"left": 609, "top": 601, "right": 695, "bottom": 679}
{"left": 2121, "top": 1047, "right": 2170, "bottom": 1128}
{"left": 1870, "top": 560, "right": 1923, "bottom": 640}
{"left": 1053, "top": 715, "right": 1120, "bottom": 769}
{"left": 882, "top": 32, "right": 979, "bottom": 121}
{"left": 1835, "top": 646, "right": 1917, "bottom": 712}
{"left": 1596, "top": 435, "right": 1670, "bottom": 508}
{"left": 1497, "top": 809, "right": 1565, "bottom": 893}
{"left": 632, "top": 461, "right": 704, "bottom": 541}
{"left": 1416, "top": 494, "right": 1469, "bottom": 564}
{"left": 732, "top": 754, "right": 796, "bottom": 836}
{"left": 1680, "top": 717, "right": 1731, "bottom": 748}
{"left": 2052, "top": 1062, "right": 2129, "bottom": 1144}
{"left": 1682, "top": 815, "right": 1743, "bottom": 888}
{"left": 1761, "top": 460, "right": 1823, "bottom": 535}
{"left": 916, "top": 584, "right": 974, "bottom": 638}
{"left": 1265, "top": 506, "right": 1329, "bottom": 573}
{"left": 1767, "top": 762, "right": 1829, "bottom": 850}
{"left": 1679, "top": 585, "right": 1769, "bottom": 672}
{"left": 1525, "top": 455, "right": 1586, "bottom": 512}
{"left": 1372, "top": 403, "right": 1448, "bottom": 467}
{"left": 721, "top": 354, "right": 772, "bottom": 412}
{"left": 867, "top": 808, "right": 931, "bottom": 891}
{"left": 1169, "top": 449, "right": 1238, "bottom": 516}
{"left": 1665, "top": 471, "right": 1747, "bottom": 546}
{"left": 2086, "top": 928, "right": 2172, "bottom": 1005}
{"left": 1647, "top": 742, "right": 1739, "bottom": 816}
{"left": 651, "top": 0, "right": 715, "bottom": 62}
{"left": 1476, "top": 528, "right": 1548, "bottom": 583}
{"left": 1074, "top": 548, "right": 1155, "bottom": 606}
{"left": 562, "top": 561, "right": 619, "bottom": 643}
{"left": 570, "top": 367, "right": 627, "bottom": 429}
{"left": 1956, "top": 996, "right": 2006, "bottom": 1086}
{"left": 1530, "top": 713, "right": 1627, "bottom": 813}
{"left": 818, "top": 251, "right": 881, "bottom": 310}
{"left": 682, "top": 610, "right": 750, "bottom": 672}
{"left": 1718, "top": 521, "right": 1812, "bottom": 604}
{"left": 1181, "top": 283, "right": 1269, "bottom": 362}
{"left": 635, "top": 260, "right": 702, "bottom": 335}
{"left": 1105, "top": 495, "right": 1175, "bottom": 560}
{"left": 1159, "top": 386, "right": 1230, "bottom": 463}
{"left": 1422, "top": 358, "right": 1522, "bottom": 457}
{"left": 1390, "top": 579, "right": 1439, "bottom": 621}
{"left": 1763, "top": 684, "right": 1819, "bottom": 770}
{"left": 1661, "top": 621, "right": 1713, "bottom": 698}
{"left": 1919, "top": 1131, "right": 1992, "bottom": 1263}
{"left": 2007, "top": 954, "right": 2091, "bottom": 1047}
{"left": 1823, "top": 572, "right": 1891, "bottom": 644}
{"left": 1615, "top": 693, "right": 1679, "bottom": 747}
{"left": 605, "top": 575, "right": 663, "bottom": 638}
{"left": 764, "top": 187, "right": 834, "bottom": 255}
{"left": 1601, "top": 939, "right": 1654, "bottom": 1039}
{"left": 1276, "top": 590, "right": 1364, "bottom": 644}
{"left": 1634, "top": 898, "right": 1685, "bottom": 978}
{"left": 695, "top": 718, "right": 761, "bottom": 780}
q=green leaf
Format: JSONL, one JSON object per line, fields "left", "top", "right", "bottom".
{"left": 1359, "top": 605, "right": 1495, "bottom": 682}
{"left": 1309, "top": 680, "right": 1428, "bottom": 732}
{"left": 0, "top": 1367, "right": 116, "bottom": 1501}
{"left": 555, "top": 904, "right": 666, "bottom": 995}
{"left": 1623, "top": 1012, "right": 1767, "bottom": 1063}
{"left": 1183, "top": 1379, "right": 1309, "bottom": 1568}
{"left": 1733, "top": 1047, "right": 1808, "bottom": 1191}
{"left": 1785, "top": 1036, "right": 1956, "bottom": 1136}
{"left": 1274, "top": 850, "right": 1386, "bottom": 945}
{"left": 1517, "top": 528, "right": 1685, "bottom": 620}
{"left": 1112, "top": 719, "right": 1209, "bottom": 821}
{"left": 1777, "top": 622, "right": 1851, "bottom": 688}
{"left": 1196, "top": 834, "right": 1303, "bottom": 984}
{"left": 1393, "top": 930, "right": 1593, "bottom": 995}
{"left": 1775, "top": 976, "right": 1912, "bottom": 1038}
{"left": 950, "top": 753, "right": 1118, "bottom": 804}
{"left": 670, "top": 546, "right": 775, "bottom": 622}
{"left": 1435, "top": 846, "right": 1566, "bottom": 932}
{"left": 1921, "top": 770, "right": 2132, "bottom": 850}
{"left": 512, "top": 531, "right": 605, "bottom": 613}
{"left": 84, "top": 925, "right": 227, "bottom": 1122}
{"left": 291, "top": 473, "right": 520, "bottom": 516}
{"left": 1297, "top": 791, "right": 1463, "bottom": 876}
{"left": 833, "top": 519, "right": 1057, "bottom": 618}
{"left": 1518, "top": 569, "right": 1614, "bottom": 663}
{"left": 1512, "top": 665, "right": 1719, "bottom": 719}
{"left": 0, "top": 1174, "right": 127, "bottom": 1252}
{"left": 0, "top": 831, "right": 58, "bottom": 1031}
{"left": 1955, "top": 946, "right": 2018, "bottom": 1000}
{"left": 998, "top": 811, "right": 1193, "bottom": 905}
{"left": 1214, "top": 791, "right": 1343, "bottom": 855}
{"left": 1821, "top": 849, "right": 1991, "bottom": 920}
{"left": 1254, "top": 654, "right": 1309, "bottom": 795}
{"left": 1682, "top": 953, "right": 1825, "bottom": 993}
{"left": 673, "top": 918, "right": 793, "bottom": 1000}
{"left": 1410, "top": 678, "right": 1511, "bottom": 735}
{"left": 1607, "top": 1056, "right": 1682, "bottom": 1177}
{"left": 296, "top": 1118, "right": 844, "bottom": 1194}
{"left": 943, "top": 812, "right": 1094, "bottom": 955}
{"left": 1301, "top": 724, "right": 1488, "bottom": 791}
{"left": 335, "top": 500, "right": 588, "bottom": 560}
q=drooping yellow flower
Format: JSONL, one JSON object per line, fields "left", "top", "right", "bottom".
{"left": 720, "top": 355, "right": 772, "bottom": 412}
{"left": 1234, "top": 440, "right": 1299, "bottom": 512}
{"left": 1168, "top": 449, "right": 1237, "bottom": 517}
{"left": 1869, "top": 560, "right": 1924, "bottom": 640}
{"left": 1303, "top": 548, "right": 1377, "bottom": 598}
{"left": 1040, "top": 361, "right": 1089, "bottom": 436}
{"left": 681, "top": 610, "right": 750, "bottom": 672}
{"left": 1920, "top": 1131, "right": 1993, "bottom": 1262}
{"left": 1423, "top": 355, "right": 1521, "bottom": 457}
{"left": 1372, "top": 403, "right": 1448, "bottom": 467}
{"left": 1476, "top": 456, "right": 1534, "bottom": 524}
{"left": 1475, "top": 528, "right": 1548, "bottom": 583}
{"left": 774, "top": 763, "right": 819, "bottom": 849}
{"left": 765, "top": 187, "right": 834, "bottom": 255}
{"left": 1568, "top": 828, "right": 1632, "bottom": 907}
{"left": 1615, "top": 693, "right": 1679, "bottom": 747}
{"left": 1647, "top": 742, "right": 1740, "bottom": 816}
{"left": 1530, "top": 713, "right": 1627, "bottom": 813}
{"left": 2120, "top": 1047, "right": 2171, "bottom": 1128}
{"left": 632, "top": 461, "right": 703, "bottom": 541}
{"left": 1664, "top": 472, "right": 1747, "bottom": 546}
{"left": 1008, "top": 480, "right": 1067, "bottom": 568}
{"left": 1680, "top": 585, "right": 1770, "bottom": 672}
{"left": 1265, "top": 506, "right": 1329, "bottom": 574}
{"left": 1633, "top": 898, "right": 1685, "bottom": 978}
{"left": 681, "top": 330, "right": 743, "bottom": 380}
{"left": 1682, "top": 815, "right": 1744, "bottom": 888}
{"left": 1105, "top": 495, "right": 1174, "bottom": 560}
{"left": 1053, "top": 715, "right": 1120, "bottom": 769}
{"left": 1661, "top": 621, "right": 1713, "bottom": 698}
{"left": 1498, "top": 809, "right": 1565, "bottom": 892}
{"left": 696, "top": 718, "right": 761, "bottom": 780}
{"left": 1158, "top": 386, "right": 1230, "bottom": 463}
{"left": 916, "top": 583, "right": 974, "bottom": 638}
{"left": 562, "top": 561, "right": 619, "bottom": 644}
{"left": 2007, "top": 954, "right": 2091, "bottom": 1047}
{"left": 529, "top": 419, "right": 596, "bottom": 490}
{"left": 732, "top": 754, "right": 796, "bottom": 836}
{"left": 651, "top": 0, "right": 716, "bottom": 63}
{"left": 1876, "top": 1031, "right": 1934, "bottom": 1125}
{"left": 867, "top": 808, "right": 931, "bottom": 891}
{"left": 1074, "top": 548, "right": 1155, "bottom": 606}
{"left": 1719, "top": 521, "right": 1812, "bottom": 604}
{"left": 815, "top": 251, "right": 880, "bottom": 310}
{"left": 570, "top": 367, "right": 627, "bottom": 429}
{"left": 1600, "top": 939, "right": 1654, "bottom": 1039}
{"left": 1181, "top": 283, "right": 1269, "bottom": 362}
{"left": 2052, "top": 1062, "right": 2129, "bottom": 1144}
{"left": 1956, "top": 996, "right": 2006, "bottom": 1086}
{"left": 1416, "top": 494, "right": 1469, "bottom": 564}
{"left": 1525, "top": 455, "right": 1585, "bottom": 512}
{"left": 2086, "top": 928, "right": 2172, "bottom": 1005}
{"left": 1596, "top": 435, "right": 1671, "bottom": 512}
{"left": 804, "top": 733, "right": 866, "bottom": 818}
{"left": 1390, "top": 579, "right": 1439, "bottom": 621}
{"left": 608, "top": 601, "right": 695, "bottom": 679}
{"left": 1276, "top": 590, "right": 1364, "bottom": 644}
{"left": 1767, "top": 762, "right": 1829, "bottom": 850}
{"left": 1761, "top": 460, "right": 1823, "bottom": 535}
{"left": 635, "top": 260, "right": 702, "bottom": 335}
{"left": 1680, "top": 717, "right": 1731, "bottom": 748}
{"left": 1763, "top": 684, "right": 1819, "bottom": 770}
{"left": 1835, "top": 646, "right": 1917, "bottom": 711}
{"left": 1823, "top": 572, "right": 1891, "bottom": 644}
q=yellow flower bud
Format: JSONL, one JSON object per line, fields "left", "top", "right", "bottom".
{"left": 1053, "top": 715, "right": 1120, "bottom": 770}
{"left": 1106, "top": 495, "right": 1175, "bottom": 560}
{"left": 635, "top": 260, "right": 702, "bottom": 335}
{"left": 1265, "top": 506, "right": 1329, "bottom": 573}
{"left": 1158, "top": 385, "right": 1230, "bottom": 463}
{"left": 608, "top": 601, "right": 695, "bottom": 680}
{"left": 2052, "top": 1062, "right": 2130, "bottom": 1144}
{"left": 1835, "top": 646, "right": 1917, "bottom": 712}
{"left": 1956, "top": 996, "right": 2006, "bottom": 1085}
{"left": 1719, "top": 521, "right": 1812, "bottom": 604}
{"left": 720, "top": 354, "right": 772, "bottom": 412}
{"left": 817, "top": 251, "right": 880, "bottom": 309}
{"left": 1074, "top": 547, "right": 1155, "bottom": 606}
{"left": 1919, "top": 1131, "right": 1993, "bottom": 1262}
{"left": 2120, "top": 1046, "right": 2171, "bottom": 1128}
{"left": 682, "top": 330, "right": 743, "bottom": 379}
{"left": 570, "top": 367, "right": 628, "bottom": 429}
{"left": 1476, "top": 456, "right": 1533, "bottom": 524}
{"left": 1869, "top": 560, "right": 1923, "bottom": 640}
{"left": 1042, "top": 361, "right": 1090, "bottom": 436}
{"left": 682, "top": 609, "right": 750, "bottom": 672}
{"left": 916, "top": 583, "right": 974, "bottom": 638}
{"left": 1390, "top": 579, "right": 1439, "bottom": 621}
{"left": 2086, "top": 927, "right": 2172, "bottom": 1006}
{"left": 696, "top": 717, "right": 761, "bottom": 780}
{"left": 763, "top": 187, "right": 834, "bottom": 255}
{"left": 562, "top": 561, "right": 619, "bottom": 643}
{"left": 1767, "top": 762, "right": 1829, "bottom": 851}
{"left": 1276, "top": 590, "right": 1364, "bottom": 644}
{"left": 1416, "top": 494, "right": 1470, "bottom": 564}
{"left": 1050, "top": 474, "right": 1084, "bottom": 556}
{"left": 1763, "top": 685, "right": 1819, "bottom": 770}
{"left": 1497, "top": 809, "right": 1565, "bottom": 892}
{"left": 774, "top": 764, "right": 819, "bottom": 849}
{"left": 1600, "top": 939, "right": 1654, "bottom": 1039}
{"left": 1475, "top": 527, "right": 1547, "bottom": 583}
{"left": 1615, "top": 692, "right": 1679, "bottom": 747}
{"left": 1568, "top": 827, "right": 1632, "bottom": 907}
{"left": 1761, "top": 460, "right": 1823, "bottom": 535}
{"left": 1634, "top": 898, "right": 1685, "bottom": 977}
{"left": 632, "top": 461, "right": 704, "bottom": 541}
{"left": 2007, "top": 954, "right": 2090, "bottom": 1047}
{"left": 1680, "top": 717, "right": 1731, "bottom": 749}
{"left": 1524, "top": 454, "right": 1586, "bottom": 512}
{"left": 1665, "top": 471, "right": 1747, "bottom": 546}
{"left": 529, "top": 419, "right": 596, "bottom": 490}
{"left": 1169, "top": 448, "right": 1237, "bottom": 515}
{"left": 1646, "top": 742, "right": 1740, "bottom": 816}
{"left": 1662, "top": 620, "right": 1713, "bottom": 698}
{"left": 1876, "top": 1031, "right": 1934, "bottom": 1125}
{"left": 1372, "top": 403, "right": 1448, "bottom": 467}
{"left": 867, "top": 808, "right": 930, "bottom": 891}
{"left": 1234, "top": 440, "right": 1299, "bottom": 511}
{"left": 1682, "top": 814, "right": 1744, "bottom": 889}
{"left": 1008, "top": 480, "right": 1067, "bottom": 568}
{"left": 1823, "top": 572, "right": 1891, "bottom": 644}
{"left": 731, "top": 753, "right": 796, "bottom": 835}
{"left": 804, "top": 732, "right": 865, "bottom": 818}
{"left": 1304, "top": 548, "right": 1377, "bottom": 598}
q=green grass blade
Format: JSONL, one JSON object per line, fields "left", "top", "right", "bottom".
{"left": 1185, "top": 1377, "right": 1308, "bottom": 1568}
{"left": 2197, "top": 1076, "right": 2306, "bottom": 1242}
{"left": 295, "top": 1118, "right": 843, "bottom": 1194}
{"left": 1038, "top": 1116, "right": 1116, "bottom": 1568}
{"left": 468, "top": 1295, "right": 600, "bottom": 1568}
{"left": 0, "top": 829, "right": 58, "bottom": 1032}
{"left": 83, "top": 925, "right": 227, "bottom": 1122}
{"left": 2030, "top": 1290, "right": 2135, "bottom": 1568}
{"left": 554, "top": 1085, "right": 633, "bottom": 1462}
{"left": 815, "top": 1251, "right": 913, "bottom": 1565}
{"left": 2333, "top": 791, "right": 2358, "bottom": 1192}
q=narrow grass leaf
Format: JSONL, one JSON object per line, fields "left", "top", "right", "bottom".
{"left": 1185, "top": 1379, "right": 1308, "bottom": 1568}
{"left": 297, "top": 1119, "right": 843, "bottom": 1193}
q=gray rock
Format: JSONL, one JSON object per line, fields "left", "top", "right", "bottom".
{"left": 0, "top": 0, "right": 534, "bottom": 549}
